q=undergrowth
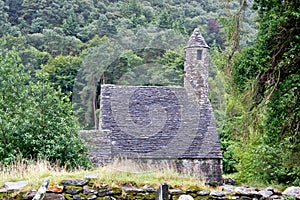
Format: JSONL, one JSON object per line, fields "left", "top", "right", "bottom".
{"left": 0, "top": 158, "right": 206, "bottom": 191}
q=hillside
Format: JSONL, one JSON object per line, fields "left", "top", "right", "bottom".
{"left": 0, "top": 0, "right": 299, "bottom": 187}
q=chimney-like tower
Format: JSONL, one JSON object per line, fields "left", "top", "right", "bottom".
{"left": 184, "top": 28, "right": 210, "bottom": 105}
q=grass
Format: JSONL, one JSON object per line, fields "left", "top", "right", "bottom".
{"left": 0, "top": 158, "right": 206, "bottom": 191}
{"left": 223, "top": 173, "right": 287, "bottom": 191}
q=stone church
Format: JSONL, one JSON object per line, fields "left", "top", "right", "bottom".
{"left": 83, "top": 28, "right": 223, "bottom": 183}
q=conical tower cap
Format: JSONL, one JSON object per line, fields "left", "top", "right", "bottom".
{"left": 185, "top": 28, "right": 209, "bottom": 48}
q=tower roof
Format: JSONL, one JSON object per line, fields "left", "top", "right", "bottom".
{"left": 185, "top": 28, "right": 209, "bottom": 48}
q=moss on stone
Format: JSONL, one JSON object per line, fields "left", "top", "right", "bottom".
{"left": 65, "top": 185, "right": 83, "bottom": 194}
{"left": 144, "top": 192, "right": 156, "bottom": 200}
{"left": 79, "top": 193, "right": 89, "bottom": 199}
{"left": 111, "top": 187, "right": 122, "bottom": 194}
{"left": 186, "top": 185, "right": 205, "bottom": 192}
{"left": 64, "top": 193, "right": 73, "bottom": 200}
{"left": 95, "top": 198, "right": 106, "bottom": 200}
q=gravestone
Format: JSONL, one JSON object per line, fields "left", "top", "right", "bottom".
{"left": 155, "top": 183, "right": 169, "bottom": 200}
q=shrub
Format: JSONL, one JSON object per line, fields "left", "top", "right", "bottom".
{"left": 0, "top": 51, "right": 89, "bottom": 168}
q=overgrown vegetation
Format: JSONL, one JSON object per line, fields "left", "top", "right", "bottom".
{"left": 0, "top": 0, "right": 299, "bottom": 187}
{"left": 0, "top": 158, "right": 205, "bottom": 190}
{"left": 0, "top": 51, "right": 89, "bottom": 168}
{"left": 213, "top": 0, "right": 300, "bottom": 185}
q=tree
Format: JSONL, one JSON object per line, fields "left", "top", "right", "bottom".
{"left": 157, "top": 8, "right": 173, "bottom": 29}
{"left": 27, "top": 29, "right": 83, "bottom": 56}
{"left": 216, "top": 0, "right": 300, "bottom": 185}
{"left": 38, "top": 55, "right": 82, "bottom": 94}
{"left": 30, "top": 17, "right": 48, "bottom": 33}
{"left": 235, "top": 0, "right": 300, "bottom": 185}
{"left": 62, "top": 14, "right": 77, "bottom": 36}
{"left": 0, "top": 51, "right": 89, "bottom": 168}
{"left": 121, "top": 0, "right": 142, "bottom": 18}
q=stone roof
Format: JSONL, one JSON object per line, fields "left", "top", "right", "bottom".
{"left": 99, "top": 85, "right": 222, "bottom": 159}
{"left": 185, "top": 28, "right": 209, "bottom": 48}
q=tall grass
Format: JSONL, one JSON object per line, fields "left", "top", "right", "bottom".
{"left": 0, "top": 158, "right": 205, "bottom": 190}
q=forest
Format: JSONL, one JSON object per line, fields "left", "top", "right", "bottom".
{"left": 0, "top": 0, "right": 299, "bottom": 186}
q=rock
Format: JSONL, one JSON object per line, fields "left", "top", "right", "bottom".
{"left": 104, "top": 197, "right": 116, "bottom": 200}
{"left": 84, "top": 174, "right": 98, "bottom": 179}
{"left": 83, "top": 185, "right": 98, "bottom": 195}
{"left": 266, "top": 186, "right": 275, "bottom": 192}
{"left": 22, "top": 190, "right": 37, "bottom": 199}
{"left": 108, "top": 187, "right": 122, "bottom": 195}
{"left": 270, "top": 195, "right": 282, "bottom": 200}
{"left": 222, "top": 185, "right": 235, "bottom": 194}
{"left": 87, "top": 194, "right": 98, "bottom": 200}
{"left": 237, "top": 197, "right": 252, "bottom": 200}
{"left": 169, "top": 189, "right": 185, "bottom": 195}
{"left": 273, "top": 188, "right": 282, "bottom": 195}
{"left": 73, "top": 195, "right": 85, "bottom": 200}
{"left": 197, "top": 190, "right": 210, "bottom": 196}
{"left": 259, "top": 189, "right": 273, "bottom": 198}
{"left": 186, "top": 186, "right": 203, "bottom": 193}
{"left": 61, "top": 179, "right": 89, "bottom": 186}
{"left": 0, "top": 188, "right": 7, "bottom": 193}
{"left": 243, "top": 187, "right": 261, "bottom": 198}
{"left": 210, "top": 190, "right": 225, "bottom": 197}
{"left": 207, "top": 181, "right": 220, "bottom": 187}
{"left": 33, "top": 177, "right": 50, "bottom": 200}
{"left": 65, "top": 186, "right": 83, "bottom": 195}
{"left": 44, "top": 193, "right": 65, "bottom": 200}
{"left": 98, "top": 188, "right": 112, "bottom": 197}
{"left": 142, "top": 185, "right": 156, "bottom": 193}
{"left": 233, "top": 186, "right": 260, "bottom": 197}
{"left": 97, "top": 187, "right": 122, "bottom": 197}
{"left": 233, "top": 186, "right": 246, "bottom": 195}
{"left": 178, "top": 194, "right": 194, "bottom": 200}
{"left": 122, "top": 186, "right": 144, "bottom": 193}
{"left": 4, "top": 180, "right": 29, "bottom": 190}
{"left": 48, "top": 184, "right": 64, "bottom": 193}
{"left": 223, "top": 177, "right": 235, "bottom": 185}
{"left": 283, "top": 186, "right": 300, "bottom": 198}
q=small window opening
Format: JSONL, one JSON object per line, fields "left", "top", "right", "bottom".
{"left": 197, "top": 49, "right": 202, "bottom": 60}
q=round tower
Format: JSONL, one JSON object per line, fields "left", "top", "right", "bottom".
{"left": 184, "top": 28, "right": 210, "bottom": 105}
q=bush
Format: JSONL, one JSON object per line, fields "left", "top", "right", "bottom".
{"left": 0, "top": 51, "right": 89, "bottom": 168}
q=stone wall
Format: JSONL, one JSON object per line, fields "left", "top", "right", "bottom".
{"left": 80, "top": 130, "right": 112, "bottom": 165}
{"left": 176, "top": 159, "right": 223, "bottom": 184}
{"left": 4, "top": 179, "right": 300, "bottom": 200}
{"left": 81, "top": 129, "right": 222, "bottom": 183}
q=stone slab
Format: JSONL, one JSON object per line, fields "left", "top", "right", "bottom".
{"left": 4, "top": 180, "right": 28, "bottom": 191}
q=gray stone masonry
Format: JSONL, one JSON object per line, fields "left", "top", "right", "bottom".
{"left": 81, "top": 28, "right": 223, "bottom": 183}
{"left": 99, "top": 85, "right": 221, "bottom": 160}
{"left": 80, "top": 130, "right": 111, "bottom": 165}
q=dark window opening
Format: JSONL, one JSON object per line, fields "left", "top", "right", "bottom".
{"left": 197, "top": 49, "right": 202, "bottom": 60}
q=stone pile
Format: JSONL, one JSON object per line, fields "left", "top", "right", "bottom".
{"left": 1, "top": 177, "right": 300, "bottom": 200}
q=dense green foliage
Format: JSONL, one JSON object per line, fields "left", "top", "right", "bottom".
{"left": 0, "top": 51, "right": 89, "bottom": 168}
{"left": 1, "top": 0, "right": 257, "bottom": 128}
{"left": 214, "top": 0, "right": 300, "bottom": 185}
{"left": 1, "top": 0, "right": 299, "bottom": 186}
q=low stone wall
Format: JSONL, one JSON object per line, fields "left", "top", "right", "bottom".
{"left": 2, "top": 178, "right": 300, "bottom": 200}
{"left": 80, "top": 129, "right": 222, "bottom": 184}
